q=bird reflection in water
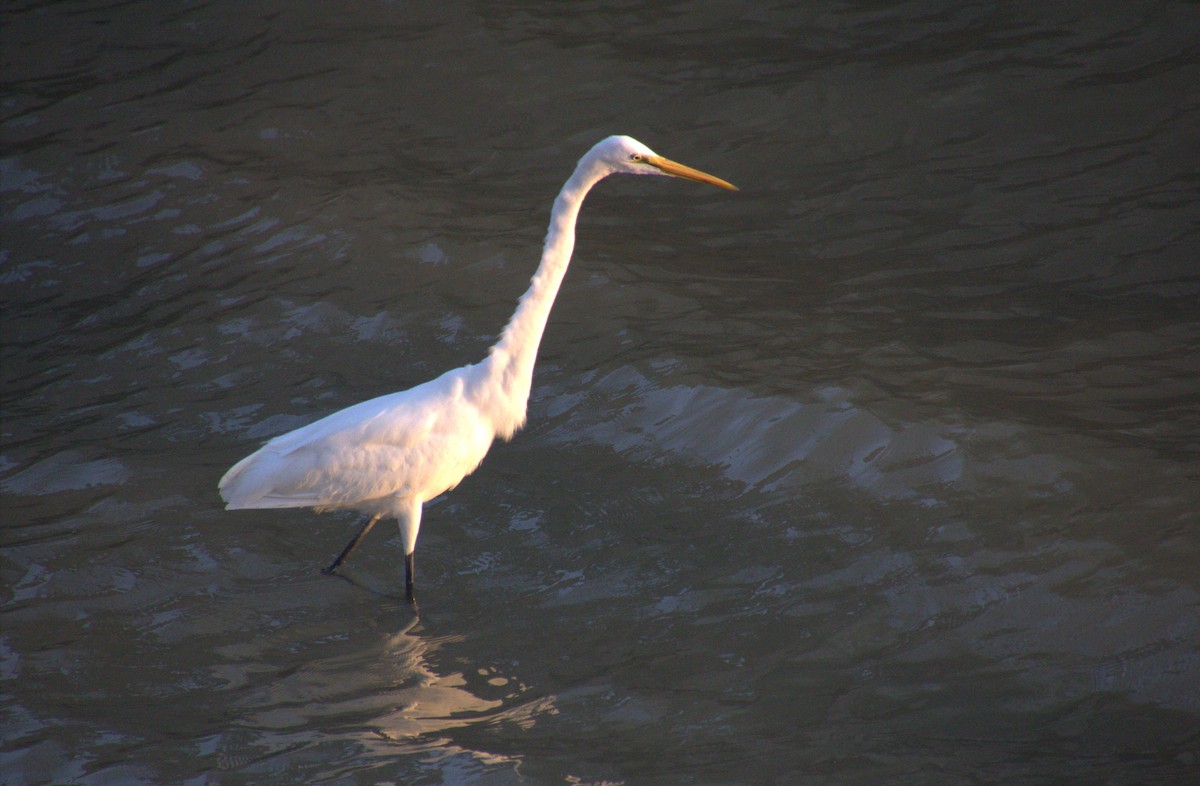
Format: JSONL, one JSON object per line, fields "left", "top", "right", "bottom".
{"left": 210, "top": 612, "right": 554, "bottom": 773}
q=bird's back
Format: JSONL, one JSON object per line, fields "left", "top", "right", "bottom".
{"left": 218, "top": 365, "right": 498, "bottom": 515}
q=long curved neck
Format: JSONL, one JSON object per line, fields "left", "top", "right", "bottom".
{"left": 475, "top": 156, "right": 609, "bottom": 439}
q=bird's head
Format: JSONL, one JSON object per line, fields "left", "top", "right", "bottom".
{"left": 590, "top": 135, "right": 738, "bottom": 190}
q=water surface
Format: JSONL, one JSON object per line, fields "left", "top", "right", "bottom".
{"left": 3, "top": 1, "right": 1198, "bottom": 783}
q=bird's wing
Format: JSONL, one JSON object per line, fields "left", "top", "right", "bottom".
{"left": 219, "top": 368, "right": 494, "bottom": 511}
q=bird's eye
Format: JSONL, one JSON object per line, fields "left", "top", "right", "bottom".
{"left": 629, "top": 153, "right": 645, "bottom": 162}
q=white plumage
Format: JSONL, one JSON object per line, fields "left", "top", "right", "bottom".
{"left": 219, "top": 135, "right": 736, "bottom": 601}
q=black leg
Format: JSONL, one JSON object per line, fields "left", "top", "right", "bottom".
{"left": 322, "top": 514, "right": 381, "bottom": 575}
{"left": 404, "top": 551, "right": 416, "bottom": 604}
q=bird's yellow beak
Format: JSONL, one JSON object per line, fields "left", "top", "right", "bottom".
{"left": 647, "top": 155, "right": 738, "bottom": 191}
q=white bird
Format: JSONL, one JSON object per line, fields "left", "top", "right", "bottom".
{"left": 218, "top": 135, "right": 736, "bottom": 602}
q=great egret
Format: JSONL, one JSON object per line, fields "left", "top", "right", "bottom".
{"left": 218, "top": 135, "right": 736, "bottom": 602}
